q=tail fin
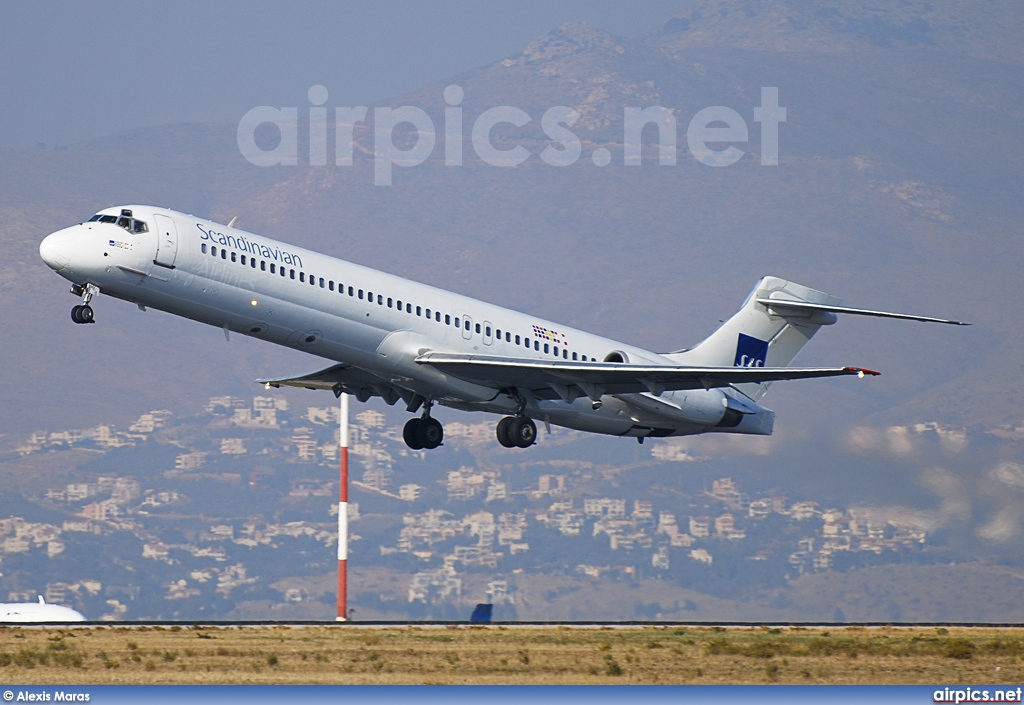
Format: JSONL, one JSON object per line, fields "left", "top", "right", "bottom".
{"left": 665, "top": 276, "right": 841, "bottom": 401}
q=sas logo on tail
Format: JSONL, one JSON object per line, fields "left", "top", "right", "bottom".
{"left": 734, "top": 333, "right": 768, "bottom": 368}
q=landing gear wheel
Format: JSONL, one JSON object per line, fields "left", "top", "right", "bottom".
{"left": 417, "top": 417, "right": 444, "bottom": 450}
{"left": 496, "top": 417, "right": 516, "bottom": 448}
{"left": 71, "top": 305, "right": 94, "bottom": 324}
{"left": 403, "top": 418, "right": 423, "bottom": 450}
{"left": 509, "top": 416, "right": 537, "bottom": 448}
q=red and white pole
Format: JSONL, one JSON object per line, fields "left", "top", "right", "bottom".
{"left": 337, "top": 392, "right": 349, "bottom": 622}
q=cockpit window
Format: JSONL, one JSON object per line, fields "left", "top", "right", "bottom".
{"left": 90, "top": 213, "right": 149, "bottom": 232}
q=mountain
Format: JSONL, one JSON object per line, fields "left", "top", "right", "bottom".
{"left": 2, "top": 0, "right": 1022, "bottom": 546}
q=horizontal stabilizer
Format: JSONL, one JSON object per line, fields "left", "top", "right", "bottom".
{"left": 756, "top": 298, "right": 968, "bottom": 325}
{"left": 416, "top": 352, "right": 877, "bottom": 401}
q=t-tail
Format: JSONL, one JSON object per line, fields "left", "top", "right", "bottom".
{"left": 664, "top": 276, "right": 966, "bottom": 402}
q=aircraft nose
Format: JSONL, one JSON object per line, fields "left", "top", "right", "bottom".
{"left": 39, "top": 229, "right": 76, "bottom": 270}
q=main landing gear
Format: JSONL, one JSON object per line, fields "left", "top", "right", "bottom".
{"left": 70, "top": 283, "right": 99, "bottom": 325}
{"left": 403, "top": 401, "right": 444, "bottom": 450}
{"left": 496, "top": 416, "right": 537, "bottom": 448}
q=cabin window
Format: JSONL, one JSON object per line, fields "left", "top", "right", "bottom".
{"left": 425, "top": 308, "right": 431, "bottom": 319}
{"left": 201, "top": 244, "right": 207, "bottom": 254}
{"left": 534, "top": 341, "right": 539, "bottom": 351}
{"left": 416, "top": 306, "right": 422, "bottom": 316}
{"left": 445, "top": 314, "right": 451, "bottom": 325}
{"left": 269, "top": 263, "right": 275, "bottom": 274}
{"left": 289, "top": 269, "right": 295, "bottom": 279}
{"left": 329, "top": 281, "right": 334, "bottom": 291}
{"left": 515, "top": 335, "right": 520, "bottom": 345}
{"left": 407, "top": 303, "right": 413, "bottom": 314}
{"left": 261, "top": 261, "right": 266, "bottom": 271}
{"left": 231, "top": 252, "right": 237, "bottom": 262}
{"left": 240, "top": 255, "right": 246, "bottom": 265}
{"left": 435, "top": 311, "right": 441, "bottom": 322}
{"left": 506, "top": 332, "right": 511, "bottom": 343}
{"left": 572, "top": 352, "right": 578, "bottom": 361}
{"left": 563, "top": 349, "right": 568, "bottom": 359}
{"left": 485, "top": 326, "right": 491, "bottom": 337}
{"left": 544, "top": 344, "right": 550, "bottom": 354}
{"left": 396, "top": 300, "right": 402, "bottom": 310}
{"left": 299, "top": 272, "right": 305, "bottom": 282}
{"left": 387, "top": 297, "right": 393, "bottom": 308}
{"left": 475, "top": 323, "right": 481, "bottom": 334}
{"left": 117, "top": 217, "right": 131, "bottom": 229}
{"left": 454, "top": 317, "right": 460, "bottom": 328}
{"left": 465, "top": 320, "right": 470, "bottom": 331}
{"left": 496, "top": 329, "right": 501, "bottom": 339}
{"left": 132, "top": 220, "right": 148, "bottom": 233}
{"left": 358, "top": 289, "right": 363, "bottom": 300}
{"left": 377, "top": 295, "right": 383, "bottom": 305}
{"left": 553, "top": 346, "right": 559, "bottom": 356}
{"left": 348, "top": 286, "right": 354, "bottom": 296}
{"left": 250, "top": 258, "right": 256, "bottom": 268}
{"left": 221, "top": 249, "right": 227, "bottom": 260}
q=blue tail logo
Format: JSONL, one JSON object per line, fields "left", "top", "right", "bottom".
{"left": 734, "top": 333, "right": 768, "bottom": 368}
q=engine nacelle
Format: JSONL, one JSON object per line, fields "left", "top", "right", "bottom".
{"left": 627, "top": 388, "right": 728, "bottom": 427}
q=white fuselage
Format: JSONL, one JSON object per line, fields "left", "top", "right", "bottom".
{"left": 40, "top": 206, "right": 771, "bottom": 439}
{"left": 0, "top": 602, "right": 85, "bottom": 623}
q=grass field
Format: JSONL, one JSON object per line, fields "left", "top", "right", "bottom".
{"left": 0, "top": 625, "right": 1022, "bottom": 684}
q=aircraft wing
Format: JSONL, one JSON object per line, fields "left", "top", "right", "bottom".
{"left": 415, "top": 352, "right": 877, "bottom": 402}
{"left": 258, "top": 364, "right": 370, "bottom": 392}
{"left": 256, "top": 364, "right": 407, "bottom": 405}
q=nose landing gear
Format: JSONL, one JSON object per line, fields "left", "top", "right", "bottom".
{"left": 402, "top": 401, "right": 444, "bottom": 450}
{"left": 70, "top": 283, "right": 99, "bottom": 325}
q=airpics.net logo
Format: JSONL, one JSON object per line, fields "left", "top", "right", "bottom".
{"left": 237, "top": 84, "right": 786, "bottom": 186}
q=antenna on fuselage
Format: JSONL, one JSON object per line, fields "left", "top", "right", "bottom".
{"left": 227, "top": 216, "right": 238, "bottom": 228}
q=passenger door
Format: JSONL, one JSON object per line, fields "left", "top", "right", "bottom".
{"left": 153, "top": 214, "right": 179, "bottom": 268}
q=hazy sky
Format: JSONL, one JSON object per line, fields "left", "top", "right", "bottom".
{"left": 0, "top": 1, "right": 692, "bottom": 150}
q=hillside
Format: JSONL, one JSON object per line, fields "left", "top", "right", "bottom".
{"left": 1, "top": 1, "right": 1022, "bottom": 615}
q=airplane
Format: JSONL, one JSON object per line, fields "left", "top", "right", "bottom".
{"left": 0, "top": 596, "right": 86, "bottom": 623}
{"left": 39, "top": 206, "right": 966, "bottom": 451}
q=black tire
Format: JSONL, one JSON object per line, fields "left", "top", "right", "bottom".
{"left": 417, "top": 417, "right": 444, "bottom": 449}
{"left": 79, "top": 305, "right": 94, "bottom": 323}
{"left": 510, "top": 416, "right": 537, "bottom": 448}
{"left": 496, "top": 417, "right": 516, "bottom": 448}
{"left": 403, "top": 418, "right": 423, "bottom": 450}
{"left": 71, "top": 305, "right": 82, "bottom": 324}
